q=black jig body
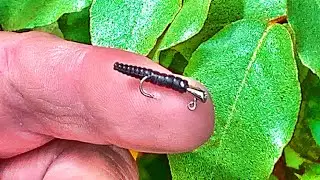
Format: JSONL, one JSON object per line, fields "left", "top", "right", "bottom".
{"left": 113, "top": 62, "right": 208, "bottom": 111}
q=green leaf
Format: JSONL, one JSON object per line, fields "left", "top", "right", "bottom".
{"left": 159, "top": 49, "right": 178, "bottom": 68}
{"left": 90, "top": 0, "right": 181, "bottom": 56}
{"left": 296, "top": 56, "right": 310, "bottom": 84}
{"left": 305, "top": 76, "right": 320, "bottom": 146}
{"left": 0, "top": 0, "right": 92, "bottom": 31}
{"left": 58, "top": 7, "right": 91, "bottom": 44}
{"left": 243, "top": 0, "right": 286, "bottom": 20}
{"left": 283, "top": 23, "right": 309, "bottom": 84}
{"left": 169, "top": 20, "right": 301, "bottom": 179}
{"left": 289, "top": 72, "right": 320, "bottom": 161}
{"left": 173, "top": 0, "right": 287, "bottom": 61}
{"left": 173, "top": 0, "right": 244, "bottom": 60}
{"left": 284, "top": 146, "right": 309, "bottom": 170}
{"left": 33, "top": 22, "right": 64, "bottom": 38}
{"left": 167, "top": 52, "right": 188, "bottom": 75}
{"left": 288, "top": 0, "right": 320, "bottom": 77}
{"left": 309, "top": 120, "right": 320, "bottom": 146}
{"left": 289, "top": 113, "right": 320, "bottom": 162}
{"left": 269, "top": 175, "right": 279, "bottom": 180}
{"left": 157, "top": 0, "right": 211, "bottom": 51}
{"left": 156, "top": 0, "right": 211, "bottom": 66}
{"left": 158, "top": 49, "right": 188, "bottom": 75}
{"left": 300, "top": 164, "right": 320, "bottom": 180}
{"left": 304, "top": 73, "right": 320, "bottom": 146}
{"left": 137, "top": 154, "right": 171, "bottom": 180}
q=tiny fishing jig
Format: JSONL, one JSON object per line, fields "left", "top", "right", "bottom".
{"left": 113, "top": 62, "right": 208, "bottom": 111}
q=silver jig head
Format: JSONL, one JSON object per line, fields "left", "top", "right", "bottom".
{"left": 186, "top": 87, "right": 208, "bottom": 111}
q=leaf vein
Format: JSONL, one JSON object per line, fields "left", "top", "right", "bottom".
{"left": 219, "top": 25, "right": 273, "bottom": 146}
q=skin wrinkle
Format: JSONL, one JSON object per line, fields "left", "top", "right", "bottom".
{"left": 87, "top": 146, "right": 128, "bottom": 179}
{"left": 3, "top": 80, "right": 49, "bottom": 134}
{"left": 4, "top": 34, "right": 113, "bottom": 148}
{"left": 31, "top": 112, "right": 100, "bottom": 145}
{"left": 40, "top": 146, "right": 66, "bottom": 179}
{"left": 77, "top": 49, "right": 114, "bottom": 145}
{"left": 1, "top": 140, "right": 64, "bottom": 179}
{"left": 2, "top": 62, "right": 40, "bottom": 129}
{"left": 106, "top": 145, "right": 137, "bottom": 179}
{"left": 73, "top": 47, "right": 99, "bottom": 136}
{"left": 98, "top": 146, "right": 137, "bottom": 180}
{"left": 1, "top": 81, "right": 38, "bottom": 130}
{"left": 35, "top": 97, "right": 73, "bottom": 110}
{"left": 100, "top": 155, "right": 125, "bottom": 179}
{"left": 0, "top": 33, "right": 100, "bottom": 158}
{"left": 6, "top": 33, "right": 100, "bottom": 141}
{"left": 40, "top": 141, "right": 137, "bottom": 180}
{"left": 98, "top": 148, "right": 128, "bottom": 180}
{"left": 33, "top": 111, "right": 86, "bottom": 127}
{"left": 0, "top": 46, "right": 8, "bottom": 75}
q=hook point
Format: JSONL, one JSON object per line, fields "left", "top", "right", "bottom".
{"left": 139, "top": 76, "right": 155, "bottom": 99}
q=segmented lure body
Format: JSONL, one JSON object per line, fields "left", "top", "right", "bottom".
{"left": 114, "top": 62, "right": 189, "bottom": 93}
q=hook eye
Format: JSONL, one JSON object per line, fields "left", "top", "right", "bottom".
{"left": 139, "top": 75, "right": 155, "bottom": 98}
{"left": 187, "top": 98, "right": 198, "bottom": 111}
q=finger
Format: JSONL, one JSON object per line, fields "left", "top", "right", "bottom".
{"left": 0, "top": 139, "right": 138, "bottom": 180}
{"left": 0, "top": 31, "right": 214, "bottom": 157}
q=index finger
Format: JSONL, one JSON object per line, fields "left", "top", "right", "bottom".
{"left": 0, "top": 31, "right": 214, "bottom": 157}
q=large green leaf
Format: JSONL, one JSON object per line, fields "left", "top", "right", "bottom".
{"left": 58, "top": 7, "right": 91, "bottom": 44}
{"left": 169, "top": 20, "right": 301, "bottom": 179}
{"left": 90, "top": 0, "right": 180, "bottom": 56}
{"left": 173, "top": 0, "right": 287, "bottom": 61}
{"left": 0, "top": 0, "right": 92, "bottom": 31}
{"left": 287, "top": 0, "right": 320, "bottom": 77}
